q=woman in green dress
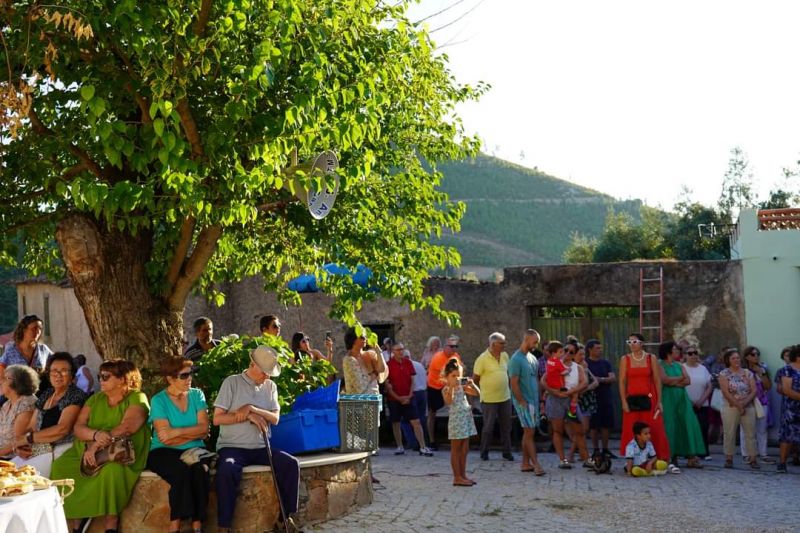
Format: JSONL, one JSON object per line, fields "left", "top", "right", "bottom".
{"left": 658, "top": 342, "right": 705, "bottom": 470}
{"left": 51, "top": 359, "right": 151, "bottom": 533}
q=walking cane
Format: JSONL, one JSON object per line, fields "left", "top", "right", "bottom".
{"left": 261, "top": 426, "right": 291, "bottom": 532}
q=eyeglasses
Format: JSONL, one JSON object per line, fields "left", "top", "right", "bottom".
{"left": 686, "top": 351, "right": 699, "bottom": 355}
{"left": 447, "top": 345, "right": 458, "bottom": 348}
{"left": 626, "top": 340, "right": 642, "bottom": 345}
{"left": 49, "top": 369, "right": 71, "bottom": 376}
{"left": 176, "top": 371, "right": 193, "bottom": 380}
{"left": 301, "top": 338, "right": 310, "bottom": 343}
{"left": 565, "top": 349, "right": 576, "bottom": 355}
{"left": 98, "top": 372, "right": 114, "bottom": 382}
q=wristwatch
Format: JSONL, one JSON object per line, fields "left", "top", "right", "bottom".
{"left": 26, "top": 431, "right": 34, "bottom": 444}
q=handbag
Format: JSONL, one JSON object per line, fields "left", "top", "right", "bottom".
{"left": 709, "top": 389, "right": 723, "bottom": 412}
{"left": 753, "top": 399, "right": 765, "bottom": 418}
{"left": 80, "top": 437, "right": 135, "bottom": 477}
{"left": 626, "top": 394, "right": 652, "bottom": 412}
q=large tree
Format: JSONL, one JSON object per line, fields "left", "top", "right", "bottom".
{"left": 1, "top": 1, "right": 483, "bottom": 369}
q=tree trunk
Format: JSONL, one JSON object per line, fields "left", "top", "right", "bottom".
{"left": 55, "top": 214, "right": 183, "bottom": 372}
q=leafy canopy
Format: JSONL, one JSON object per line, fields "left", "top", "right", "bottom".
{"left": 1, "top": 0, "right": 485, "bottom": 325}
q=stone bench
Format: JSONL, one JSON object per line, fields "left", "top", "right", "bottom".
{"left": 87, "top": 451, "right": 373, "bottom": 532}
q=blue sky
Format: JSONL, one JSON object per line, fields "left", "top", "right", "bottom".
{"left": 408, "top": 0, "right": 800, "bottom": 209}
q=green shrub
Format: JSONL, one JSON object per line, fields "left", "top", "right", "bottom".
{"left": 194, "top": 334, "right": 336, "bottom": 412}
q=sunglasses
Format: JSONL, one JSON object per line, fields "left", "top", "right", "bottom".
{"left": 626, "top": 340, "right": 642, "bottom": 345}
{"left": 49, "top": 369, "right": 72, "bottom": 376}
{"left": 175, "top": 370, "right": 193, "bottom": 380}
{"left": 686, "top": 350, "right": 699, "bottom": 355}
{"left": 98, "top": 372, "right": 114, "bottom": 382}
{"left": 447, "top": 345, "right": 459, "bottom": 348}
{"left": 565, "top": 349, "right": 576, "bottom": 354}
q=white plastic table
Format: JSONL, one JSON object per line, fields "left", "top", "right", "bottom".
{"left": 0, "top": 486, "right": 69, "bottom": 533}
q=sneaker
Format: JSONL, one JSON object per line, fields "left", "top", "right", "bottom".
{"left": 480, "top": 452, "right": 489, "bottom": 461}
{"left": 583, "top": 460, "right": 595, "bottom": 469}
{"left": 652, "top": 468, "right": 667, "bottom": 476}
{"left": 703, "top": 456, "right": 713, "bottom": 461}
{"left": 419, "top": 447, "right": 434, "bottom": 457}
{"left": 558, "top": 460, "right": 572, "bottom": 469}
{"left": 777, "top": 463, "right": 787, "bottom": 473}
{"left": 760, "top": 456, "right": 776, "bottom": 464}
{"left": 502, "top": 452, "right": 514, "bottom": 461}
{"left": 394, "top": 447, "right": 405, "bottom": 455}
{"left": 603, "top": 449, "right": 618, "bottom": 459}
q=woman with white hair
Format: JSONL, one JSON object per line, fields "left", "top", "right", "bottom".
{"left": 420, "top": 336, "right": 442, "bottom": 370}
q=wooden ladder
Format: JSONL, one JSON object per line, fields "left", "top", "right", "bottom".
{"left": 639, "top": 266, "right": 663, "bottom": 350}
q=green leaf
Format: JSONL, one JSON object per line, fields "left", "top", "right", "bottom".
{"left": 153, "top": 118, "right": 164, "bottom": 137}
{"left": 80, "top": 85, "right": 95, "bottom": 101}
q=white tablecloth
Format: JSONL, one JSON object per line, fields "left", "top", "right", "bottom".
{"left": 0, "top": 487, "right": 68, "bottom": 533}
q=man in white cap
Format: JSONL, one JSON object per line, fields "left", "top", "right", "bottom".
{"left": 213, "top": 346, "right": 300, "bottom": 532}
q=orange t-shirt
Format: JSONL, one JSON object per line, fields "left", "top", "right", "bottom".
{"left": 426, "top": 350, "right": 462, "bottom": 389}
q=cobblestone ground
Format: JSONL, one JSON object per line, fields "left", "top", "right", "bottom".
{"left": 309, "top": 443, "right": 800, "bottom": 532}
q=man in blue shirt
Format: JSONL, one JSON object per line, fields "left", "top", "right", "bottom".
{"left": 508, "top": 329, "right": 545, "bottom": 475}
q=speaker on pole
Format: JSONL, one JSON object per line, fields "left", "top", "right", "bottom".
{"left": 283, "top": 151, "right": 340, "bottom": 220}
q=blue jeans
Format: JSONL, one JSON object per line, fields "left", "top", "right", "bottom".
{"left": 401, "top": 390, "right": 430, "bottom": 448}
{"left": 215, "top": 446, "right": 299, "bottom": 527}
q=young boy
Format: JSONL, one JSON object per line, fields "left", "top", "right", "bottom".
{"left": 544, "top": 341, "right": 578, "bottom": 418}
{"left": 624, "top": 421, "right": 668, "bottom": 476}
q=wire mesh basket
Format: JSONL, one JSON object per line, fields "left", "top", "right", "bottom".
{"left": 337, "top": 394, "right": 382, "bottom": 452}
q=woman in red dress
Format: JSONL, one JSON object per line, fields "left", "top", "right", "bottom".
{"left": 619, "top": 333, "right": 671, "bottom": 462}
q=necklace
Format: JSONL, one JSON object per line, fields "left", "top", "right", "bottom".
{"left": 631, "top": 351, "right": 646, "bottom": 362}
{"left": 45, "top": 389, "right": 66, "bottom": 410}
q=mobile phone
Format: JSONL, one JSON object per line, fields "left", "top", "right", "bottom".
{"left": 459, "top": 377, "right": 469, "bottom": 385}
{"left": 325, "top": 331, "right": 333, "bottom": 341}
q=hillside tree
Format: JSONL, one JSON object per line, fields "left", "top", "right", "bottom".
{"left": 0, "top": 1, "right": 484, "bottom": 369}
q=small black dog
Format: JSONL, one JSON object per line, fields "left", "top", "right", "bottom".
{"left": 592, "top": 450, "right": 612, "bottom": 474}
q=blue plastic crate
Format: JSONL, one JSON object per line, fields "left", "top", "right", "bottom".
{"left": 270, "top": 408, "right": 340, "bottom": 455}
{"left": 291, "top": 379, "right": 341, "bottom": 411}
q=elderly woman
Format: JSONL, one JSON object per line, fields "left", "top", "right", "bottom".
{"left": 658, "top": 341, "right": 705, "bottom": 471}
{"left": 718, "top": 349, "right": 758, "bottom": 469}
{"left": 51, "top": 359, "right": 151, "bottom": 533}
{"left": 420, "top": 336, "right": 442, "bottom": 370}
{"left": 740, "top": 346, "right": 772, "bottom": 464}
{"left": 0, "top": 365, "right": 39, "bottom": 458}
{"left": 0, "top": 315, "right": 53, "bottom": 383}
{"left": 777, "top": 345, "right": 800, "bottom": 473}
{"left": 618, "top": 333, "right": 671, "bottom": 464}
{"left": 147, "top": 357, "right": 210, "bottom": 533}
{"left": 12, "top": 352, "right": 86, "bottom": 476}
{"left": 682, "top": 346, "right": 713, "bottom": 459}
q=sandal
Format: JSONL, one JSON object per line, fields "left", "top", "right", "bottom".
{"left": 667, "top": 463, "right": 681, "bottom": 474}
{"left": 749, "top": 461, "right": 761, "bottom": 470}
{"left": 686, "top": 458, "right": 704, "bottom": 469}
{"left": 533, "top": 465, "right": 546, "bottom": 476}
{"left": 558, "top": 460, "right": 572, "bottom": 469}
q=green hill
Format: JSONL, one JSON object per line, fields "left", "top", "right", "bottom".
{"left": 436, "top": 154, "right": 642, "bottom": 272}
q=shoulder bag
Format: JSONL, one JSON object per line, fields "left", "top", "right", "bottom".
{"left": 80, "top": 437, "right": 135, "bottom": 477}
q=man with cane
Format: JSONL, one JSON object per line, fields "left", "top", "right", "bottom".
{"left": 213, "top": 346, "right": 301, "bottom": 532}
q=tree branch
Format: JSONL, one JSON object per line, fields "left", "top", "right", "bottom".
{"left": 257, "top": 199, "right": 292, "bottom": 212}
{"left": 28, "top": 105, "right": 105, "bottom": 180}
{"left": 194, "top": 0, "right": 213, "bottom": 37}
{"left": 167, "top": 223, "right": 222, "bottom": 310}
{"left": 164, "top": 215, "right": 196, "bottom": 291}
{"left": 176, "top": 98, "right": 204, "bottom": 160}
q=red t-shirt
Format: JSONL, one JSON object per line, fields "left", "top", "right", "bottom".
{"left": 545, "top": 356, "right": 567, "bottom": 390}
{"left": 387, "top": 357, "right": 416, "bottom": 398}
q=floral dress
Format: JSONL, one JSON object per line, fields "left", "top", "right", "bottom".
{"left": 446, "top": 385, "right": 476, "bottom": 441}
{"left": 779, "top": 366, "right": 800, "bottom": 445}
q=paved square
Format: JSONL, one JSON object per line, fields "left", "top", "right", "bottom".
{"left": 309, "top": 445, "right": 799, "bottom": 532}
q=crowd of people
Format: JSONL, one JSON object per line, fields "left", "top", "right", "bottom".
{"left": 3, "top": 311, "right": 800, "bottom": 530}
{"left": 0, "top": 314, "right": 303, "bottom": 533}
{"left": 361, "top": 327, "right": 800, "bottom": 483}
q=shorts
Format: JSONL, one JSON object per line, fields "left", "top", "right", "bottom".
{"left": 427, "top": 386, "right": 445, "bottom": 414}
{"left": 389, "top": 400, "right": 418, "bottom": 423}
{"left": 512, "top": 398, "right": 538, "bottom": 429}
{"left": 589, "top": 400, "right": 614, "bottom": 429}
{"left": 545, "top": 396, "right": 570, "bottom": 420}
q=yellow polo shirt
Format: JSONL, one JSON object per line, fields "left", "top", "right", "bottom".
{"left": 473, "top": 350, "right": 510, "bottom": 403}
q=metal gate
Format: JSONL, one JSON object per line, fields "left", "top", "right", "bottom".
{"left": 529, "top": 306, "right": 639, "bottom": 431}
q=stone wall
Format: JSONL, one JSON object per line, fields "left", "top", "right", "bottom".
{"left": 185, "top": 260, "right": 745, "bottom": 372}
{"left": 93, "top": 453, "right": 372, "bottom": 532}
